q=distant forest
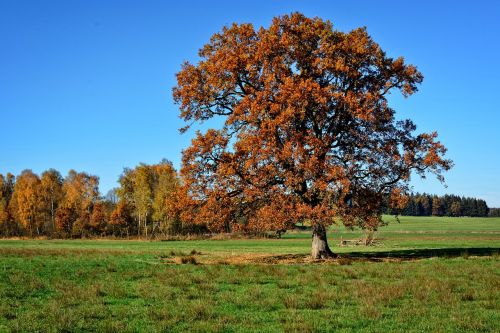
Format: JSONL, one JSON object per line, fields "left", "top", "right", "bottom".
{"left": 384, "top": 193, "right": 494, "bottom": 217}
{"left": 0, "top": 163, "right": 498, "bottom": 238}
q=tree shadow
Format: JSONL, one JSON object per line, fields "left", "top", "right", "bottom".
{"left": 248, "top": 247, "right": 499, "bottom": 264}
{"left": 343, "top": 247, "right": 499, "bottom": 261}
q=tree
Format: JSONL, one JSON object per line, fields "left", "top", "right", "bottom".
{"left": 450, "top": 201, "right": 462, "bottom": 217}
{"left": 10, "top": 170, "right": 42, "bottom": 236}
{"left": 403, "top": 194, "right": 416, "bottom": 216}
{"left": 109, "top": 200, "right": 134, "bottom": 237}
{"left": 56, "top": 170, "right": 99, "bottom": 237}
{"left": 133, "top": 165, "right": 153, "bottom": 237}
{"left": 116, "top": 168, "right": 137, "bottom": 233}
{"left": 39, "top": 169, "right": 64, "bottom": 234}
{"left": 116, "top": 165, "right": 153, "bottom": 236}
{"left": 1, "top": 173, "right": 15, "bottom": 200}
{"left": 89, "top": 201, "right": 108, "bottom": 235}
{"left": 0, "top": 173, "right": 16, "bottom": 236}
{"left": 415, "top": 194, "right": 432, "bottom": 216}
{"left": 477, "top": 199, "right": 489, "bottom": 217}
{"left": 174, "top": 13, "right": 452, "bottom": 258}
{"left": 151, "top": 160, "right": 181, "bottom": 235}
{"left": 432, "top": 196, "right": 443, "bottom": 216}
{"left": 55, "top": 206, "right": 74, "bottom": 235}
{"left": 115, "top": 160, "right": 180, "bottom": 237}
{"left": 0, "top": 198, "right": 9, "bottom": 235}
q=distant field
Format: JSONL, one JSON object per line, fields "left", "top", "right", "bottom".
{"left": 0, "top": 216, "right": 499, "bottom": 332}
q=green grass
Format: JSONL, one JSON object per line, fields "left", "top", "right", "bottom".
{"left": 0, "top": 216, "right": 499, "bottom": 332}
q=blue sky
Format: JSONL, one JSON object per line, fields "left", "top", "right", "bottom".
{"left": 1, "top": 1, "right": 499, "bottom": 206}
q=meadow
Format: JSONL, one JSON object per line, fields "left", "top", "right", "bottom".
{"left": 0, "top": 216, "right": 499, "bottom": 332}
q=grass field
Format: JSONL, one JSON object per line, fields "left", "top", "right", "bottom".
{"left": 0, "top": 216, "right": 499, "bottom": 332}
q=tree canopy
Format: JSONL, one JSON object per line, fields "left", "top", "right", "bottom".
{"left": 174, "top": 13, "right": 452, "bottom": 257}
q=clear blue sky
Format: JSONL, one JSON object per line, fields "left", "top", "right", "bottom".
{"left": 1, "top": 1, "right": 499, "bottom": 206}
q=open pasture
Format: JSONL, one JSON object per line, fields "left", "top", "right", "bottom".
{"left": 0, "top": 216, "right": 499, "bottom": 332}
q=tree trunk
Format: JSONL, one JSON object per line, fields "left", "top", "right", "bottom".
{"left": 137, "top": 216, "right": 141, "bottom": 236}
{"left": 51, "top": 199, "right": 55, "bottom": 233}
{"left": 311, "top": 223, "right": 336, "bottom": 259}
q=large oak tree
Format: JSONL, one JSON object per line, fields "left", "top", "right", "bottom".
{"left": 173, "top": 13, "right": 451, "bottom": 258}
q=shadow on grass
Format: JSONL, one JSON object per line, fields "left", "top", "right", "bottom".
{"left": 344, "top": 247, "right": 500, "bottom": 261}
{"left": 255, "top": 247, "right": 499, "bottom": 264}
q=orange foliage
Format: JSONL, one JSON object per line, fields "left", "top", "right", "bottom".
{"left": 173, "top": 13, "right": 452, "bottom": 233}
{"left": 89, "top": 201, "right": 108, "bottom": 234}
{"left": 110, "top": 201, "right": 133, "bottom": 229}
{"left": 10, "top": 170, "right": 42, "bottom": 235}
{"left": 55, "top": 170, "right": 99, "bottom": 236}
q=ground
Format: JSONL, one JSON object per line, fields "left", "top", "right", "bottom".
{"left": 0, "top": 216, "right": 499, "bottom": 332}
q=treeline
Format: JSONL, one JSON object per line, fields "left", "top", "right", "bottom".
{"left": 1, "top": 163, "right": 497, "bottom": 238}
{"left": 385, "top": 193, "right": 490, "bottom": 217}
{"left": 0, "top": 160, "right": 200, "bottom": 238}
